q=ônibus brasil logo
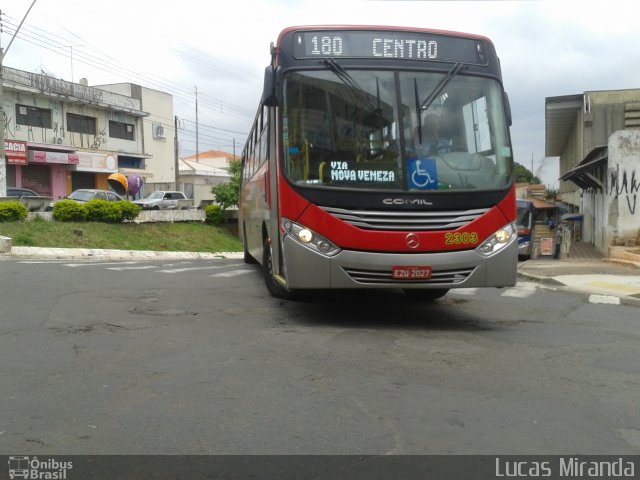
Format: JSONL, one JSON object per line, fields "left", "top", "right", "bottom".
{"left": 7, "top": 456, "right": 73, "bottom": 479}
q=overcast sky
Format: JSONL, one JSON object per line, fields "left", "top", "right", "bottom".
{"left": 3, "top": 0, "right": 640, "bottom": 187}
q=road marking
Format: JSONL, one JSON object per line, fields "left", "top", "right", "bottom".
{"left": 210, "top": 269, "right": 254, "bottom": 278}
{"left": 450, "top": 288, "right": 479, "bottom": 296}
{"left": 157, "top": 263, "right": 245, "bottom": 273}
{"left": 19, "top": 261, "right": 66, "bottom": 264}
{"left": 501, "top": 283, "right": 537, "bottom": 298}
{"left": 588, "top": 294, "right": 621, "bottom": 305}
{"left": 106, "top": 265, "right": 159, "bottom": 271}
{"left": 63, "top": 261, "right": 142, "bottom": 267}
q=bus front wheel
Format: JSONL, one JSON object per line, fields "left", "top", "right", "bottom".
{"left": 263, "top": 239, "right": 293, "bottom": 299}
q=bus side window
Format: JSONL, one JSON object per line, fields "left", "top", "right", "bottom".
{"left": 462, "top": 96, "right": 491, "bottom": 154}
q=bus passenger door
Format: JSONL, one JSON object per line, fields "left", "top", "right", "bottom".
{"left": 267, "top": 105, "right": 282, "bottom": 276}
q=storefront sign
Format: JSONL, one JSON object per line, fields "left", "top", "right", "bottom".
{"left": 29, "top": 150, "right": 79, "bottom": 165}
{"left": 76, "top": 152, "right": 117, "bottom": 172}
{"left": 5, "top": 140, "right": 28, "bottom": 165}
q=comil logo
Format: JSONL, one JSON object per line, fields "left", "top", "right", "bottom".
{"left": 382, "top": 197, "right": 433, "bottom": 207}
{"left": 8, "top": 456, "right": 73, "bottom": 479}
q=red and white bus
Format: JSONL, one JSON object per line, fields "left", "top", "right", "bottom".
{"left": 240, "top": 25, "right": 517, "bottom": 299}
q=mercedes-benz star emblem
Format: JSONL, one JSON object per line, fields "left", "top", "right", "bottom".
{"left": 406, "top": 233, "right": 420, "bottom": 249}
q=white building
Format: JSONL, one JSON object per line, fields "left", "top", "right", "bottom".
{"left": 2, "top": 66, "right": 174, "bottom": 199}
{"left": 95, "top": 82, "right": 176, "bottom": 186}
{"left": 545, "top": 89, "right": 640, "bottom": 253}
{"left": 179, "top": 150, "right": 238, "bottom": 207}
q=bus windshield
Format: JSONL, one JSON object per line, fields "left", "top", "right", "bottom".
{"left": 282, "top": 69, "right": 512, "bottom": 192}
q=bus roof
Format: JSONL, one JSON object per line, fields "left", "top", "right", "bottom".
{"left": 273, "top": 25, "right": 499, "bottom": 72}
{"left": 275, "top": 25, "right": 494, "bottom": 47}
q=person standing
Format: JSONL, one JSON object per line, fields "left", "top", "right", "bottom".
{"left": 553, "top": 222, "right": 564, "bottom": 259}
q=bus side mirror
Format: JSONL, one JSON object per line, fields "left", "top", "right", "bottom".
{"left": 503, "top": 91, "right": 512, "bottom": 127}
{"left": 262, "top": 66, "right": 280, "bottom": 107}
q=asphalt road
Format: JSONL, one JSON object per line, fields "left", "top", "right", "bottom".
{"left": 1, "top": 258, "right": 639, "bottom": 455}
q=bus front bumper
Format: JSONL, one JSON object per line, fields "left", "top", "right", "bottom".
{"left": 281, "top": 234, "right": 518, "bottom": 291}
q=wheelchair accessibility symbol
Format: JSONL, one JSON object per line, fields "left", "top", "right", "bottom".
{"left": 408, "top": 158, "right": 438, "bottom": 190}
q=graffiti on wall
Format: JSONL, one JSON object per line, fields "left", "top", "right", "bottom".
{"left": 2, "top": 110, "right": 14, "bottom": 138}
{"left": 90, "top": 128, "right": 107, "bottom": 150}
{"left": 609, "top": 165, "right": 639, "bottom": 215}
{"left": 3, "top": 92, "right": 110, "bottom": 150}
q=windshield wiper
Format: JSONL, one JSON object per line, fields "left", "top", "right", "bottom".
{"left": 324, "top": 58, "right": 383, "bottom": 124}
{"left": 414, "top": 62, "right": 463, "bottom": 144}
{"left": 418, "top": 62, "right": 463, "bottom": 113}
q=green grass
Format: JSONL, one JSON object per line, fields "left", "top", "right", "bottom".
{"left": 0, "top": 220, "right": 242, "bottom": 253}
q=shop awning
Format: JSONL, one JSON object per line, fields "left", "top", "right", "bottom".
{"left": 560, "top": 145, "right": 607, "bottom": 190}
{"left": 561, "top": 213, "right": 584, "bottom": 222}
{"left": 28, "top": 142, "right": 76, "bottom": 153}
{"left": 530, "top": 198, "right": 557, "bottom": 210}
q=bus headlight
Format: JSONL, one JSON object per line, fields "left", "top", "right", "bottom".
{"left": 476, "top": 223, "right": 516, "bottom": 257}
{"left": 282, "top": 218, "right": 341, "bottom": 257}
{"left": 298, "top": 228, "right": 313, "bottom": 243}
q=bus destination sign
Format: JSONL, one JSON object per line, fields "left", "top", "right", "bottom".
{"left": 292, "top": 30, "right": 486, "bottom": 64}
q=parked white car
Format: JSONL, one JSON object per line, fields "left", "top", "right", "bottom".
{"left": 133, "top": 191, "right": 192, "bottom": 210}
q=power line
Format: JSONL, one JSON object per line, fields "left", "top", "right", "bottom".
{"left": 1, "top": 14, "right": 257, "bottom": 121}
{"left": 181, "top": 118, "right": 247, "bottom": 136}
{"left": 1, "top": 9, "right": 256, "bottom": 167}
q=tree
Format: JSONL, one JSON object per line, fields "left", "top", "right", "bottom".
{"left": 211, "top": 160, "right": 241, "bottom": 209}
{"left": 514, "top": 162, "right": 541, "bottom": 184}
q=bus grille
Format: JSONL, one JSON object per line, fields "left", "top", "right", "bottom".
{"left": 343, "top": 266, "right": 475, "bottom": 285}
{"left": 319, "top": 206, "right": 490, "bottom": 231}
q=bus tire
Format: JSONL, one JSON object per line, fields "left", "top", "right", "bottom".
{"left": 403, "top": 288, "right": 449, "bottom": 301}
{"left": 263, "top": 238, "right": 293, "bottom": 299}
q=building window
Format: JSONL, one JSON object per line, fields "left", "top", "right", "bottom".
{"left": 109, "top": 120, "right": 135, "bottom": 140}
{"left": 16, "top": 104, "right": 52, "bottom": 128}
{"left": 118, "top": 156, "right": 145, "bottom": 169}
{"left": 67, "top": 113, "right": 97, "bottom": 135}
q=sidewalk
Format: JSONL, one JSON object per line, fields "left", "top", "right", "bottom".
{"left": 518, "top": 246, "right": 640, "bottom": 305}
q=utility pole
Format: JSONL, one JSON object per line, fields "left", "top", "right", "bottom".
{"left": 0, "top": 0, "right": 39, "bottom": 197}
{"left": 65, "top": 44, "right": 84, "bottom": 83}
{"left": 531, "top": 152, "right": 534, "bottom": 181}
{"left": 0, "top": 45, "right": 5, "bottom": 197}
{"left": 174, "top": 115, "right": 180, "bottom": 190}
{"left": 195, "top": 86, "right": 199, "bottom": 163}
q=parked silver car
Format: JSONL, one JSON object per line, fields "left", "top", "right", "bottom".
{"left": 133, "top": 191, "right": 192, "bottom": 210}
{"left": 49, "top": 189, "right": 125, "bottom": 209}
{"left": 63, "top": 189, "right": 125, "bottom": 203}
{"left": 5, "top": 187, "right": 53, "bottom": 212}
{"left": 6, "top": 187, "right": 41, "bottom": 198}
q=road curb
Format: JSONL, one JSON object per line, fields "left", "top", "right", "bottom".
{"left": 517, "top": 271, "right": 565, "bottom": 287}
{"left": 1, "top": 246, "right": 244, "bottom": 261}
